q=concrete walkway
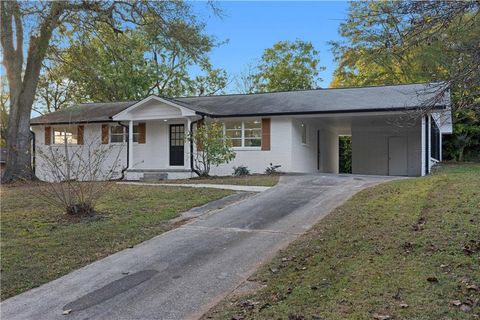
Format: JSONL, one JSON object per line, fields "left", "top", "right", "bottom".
{"left": 119, "top": 181, "right": 271, "bottom": 192}
{"left": 1, "top": 174, "right": 398, "bottom": 320}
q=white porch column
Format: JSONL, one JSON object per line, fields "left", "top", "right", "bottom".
{"left": 186, "top": 118, "right": 192, "bottom": 170}
{"left": 128, "top": 120, "right": 133, "bottom": 169}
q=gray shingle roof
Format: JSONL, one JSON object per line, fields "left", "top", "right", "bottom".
{"left": 173, "top": 82, "right": 449, "bottom": 117}
{"left": 30, "top": 101, "right": 136, "bottom": 125}
{"left": 30, "top": 82, "right": 449, "bottom": 125}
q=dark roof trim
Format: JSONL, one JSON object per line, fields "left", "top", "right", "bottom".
{"left": 198, "top": 105, "right": 449, "bottom": 118}
{"left": 30, "top": 119, "right": 117, "bottom": 126}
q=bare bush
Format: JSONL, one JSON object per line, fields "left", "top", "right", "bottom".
{"left": 34, "top": 133, "right": 124, "bottom": 215}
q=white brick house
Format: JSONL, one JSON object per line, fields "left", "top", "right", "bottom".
{"left": 30, "top": 82, "right": 452, "bottom": 181}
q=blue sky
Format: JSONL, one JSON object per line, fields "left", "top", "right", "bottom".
{"left": 193, "top": 1, "right": 349, "bottom": 91}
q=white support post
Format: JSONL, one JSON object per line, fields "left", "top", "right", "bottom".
{"left": 186, "top": 118, "right": 191, "bottom": 170}
{"left": 128, "top": 120, "right": 133, "bottom": 169}
{"left": 427, "top": 114, "right": 431, "bottom": 173}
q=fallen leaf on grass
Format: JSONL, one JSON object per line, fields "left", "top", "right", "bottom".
{"left": 450, "top": 300, "right": 462, "bottom": 306}
{"left": 467, "top": 284, "right": 479, "bottom": 291}
{"left": 373, "top": 313, "right": 391, "bottom": 320}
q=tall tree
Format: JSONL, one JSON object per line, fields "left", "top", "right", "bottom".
{"left": 330, "top": 1, "right": 479, "bottom": 110}
{"left": 0, "top": 1, "right": 218, "bottom": 182}
{"left": 252, "top": 40, "right": 324, "bottom": 92}
{"left": 34, "top": 62, "right": 76, "bottom": 115}
{"left": 330, "top": 1, "right": 480, "bottom": 160}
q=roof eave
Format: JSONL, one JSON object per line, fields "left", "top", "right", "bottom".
{"left": 202, "top": 105, "right": 449, "bottom": 118}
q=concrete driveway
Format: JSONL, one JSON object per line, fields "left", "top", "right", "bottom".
{"left": 1, "top": 174, "right": 397, "bottom": 320}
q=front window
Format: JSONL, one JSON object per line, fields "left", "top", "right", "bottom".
{"left": 53, "top": 127, "right": 78, "bottom": 145}
{"left": 244, "top": 120, "right": 262, "bottom": 147}
{"left": 225, "top": 121, "right": 243, "bottom": 147}
{"left": 110, "top": 125, "right": 125, "bottom": 143}
{"left": 109, "top": 124, "right": 139, "bottom": 143}
{"left": 224, "top": 120, "right": 262, "bottom": 148}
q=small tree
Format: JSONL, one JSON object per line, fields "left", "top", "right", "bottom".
{"left": 188, "top": 121, "right": 236, "bottom": 177}
{"left": 35, "top": 133, "right": 124, "bottom": 215}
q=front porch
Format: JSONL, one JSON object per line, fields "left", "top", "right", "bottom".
{"left": 112, "top": 96, "right": 202, "bottom": 181}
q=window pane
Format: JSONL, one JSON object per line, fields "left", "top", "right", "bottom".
{"left": 230, "top": 138, "right": 242, "bottom": 147}
{"left": 226, "top": 130, "right": 242, "bottom": 139}
{"left": 53, "top": 127, "right": 77, "bottom": 145}
{"left": 111, "top": 126, "right": 124, "bottom": 134}
{"left": 133, "top": 133, "right": 139, "bottom": 143}
{"left": 244, "top": 129, "right": 261, "bottom": 138}
{"left": 225, "top": 121, "right": 242, "bottom": 130}
{"left": 110, "top": 125, "right": 125, "bottom": 143}
{"left": 111, "top": 134, "right": 124, "bottom": 143}
{"left": 244, "top": 120, "right": 261, "bottom": 129}
{"left": 245, "top": 138, "right": 261, "bottom": 147}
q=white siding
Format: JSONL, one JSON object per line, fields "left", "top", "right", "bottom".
{"left": 352, "top": 118, "right": 422, "bottom": 176}
{"left": 131, "top": 120, "right": 189, "bottom": 170}
{"left": 209, "top": 117, "right": 293, "bottom": 176}
{"left": 33, "top": 124, "right": 127, "bottom": 182}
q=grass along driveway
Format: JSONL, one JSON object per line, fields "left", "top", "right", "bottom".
{"left": 205, "top": 163, "right": 480, "bottom": 320}
{"left": 165, "top": 174, "right": 280, "bottom": 187}
{"left": 0, "top": 183, "right": 233, "bottom": 300}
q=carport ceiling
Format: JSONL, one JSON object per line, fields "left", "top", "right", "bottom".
{"left": 295, "top": 114, "right": 418, "bottom": 135}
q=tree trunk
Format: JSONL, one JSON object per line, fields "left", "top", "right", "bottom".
{"left": 458, "top": 145, "right": 465, "bottom": 162}
{"left": 1, "top": 1, "right": 64, "bottom": 182}
{"left": 2, "top": 95, "right": 37, "bottom": 182}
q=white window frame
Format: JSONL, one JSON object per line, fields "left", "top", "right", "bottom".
{"left": 52, "top": 126, "right": 78, "bottom": 146}
{"left": 110, "top": 125, "right": 126, "bottom": 144}
{"left": 109, "top": 124, "right": 139, "bottom": 144}
{"left": 223, "top": 119, "right": 262, "bottom": 150}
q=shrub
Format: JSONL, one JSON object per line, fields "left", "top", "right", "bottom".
{"left": 265, "top": 163, "right": 281, "bottom": 175}
{"left": 187, "top": 121, "right": 236, "bottom": 177}
{"left": 233, "top": 165, "right": 250, "bottom": 176}
{"left": 35, "top": 134, "right": 123, "bottom": 215}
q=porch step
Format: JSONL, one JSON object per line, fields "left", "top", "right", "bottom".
{"left": 140, "top": 172, "right": 168, "bottom": 182}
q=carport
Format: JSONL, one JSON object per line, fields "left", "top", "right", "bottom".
{"left": 290, "top": 111, "right": 443, "bottom": 177}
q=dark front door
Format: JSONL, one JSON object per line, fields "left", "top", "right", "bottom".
{"left": 169, "top": 124, "right": 185, "bottom": 166}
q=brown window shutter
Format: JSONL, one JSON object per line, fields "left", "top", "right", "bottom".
{"left": 138, "top": 122, "right": 146, "bottom": 144}
{"left": 77, "top": 125, "right": 84, "bottom": 145}
{"left": 44, "top": 126, "right": 51, "bottom": 145}
{"left": 101, "top": 124, "right": 109, "bottom": 144}
{"left": 261, "top": 118, "right": 271, "bottom": 151}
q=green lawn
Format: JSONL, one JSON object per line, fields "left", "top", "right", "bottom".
{"left": 0, "top": 183, "right": 233, "bottom": 300}
{"left": 166, "top": 174, "right": 280, "bottom": 187}
{"left": 206, "top": 163, "right": 480, "bottom": 320}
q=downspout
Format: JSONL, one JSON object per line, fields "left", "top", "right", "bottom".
{"left": 118, "top": 121, "right": 129, "bottom": 180}
{"left": 30, "top": 130, "right": 36, "bottom": 175}
{"left": 190, "top": 115, "right": 204, "bottom": 177}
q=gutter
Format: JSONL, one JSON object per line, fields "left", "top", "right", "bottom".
{"left": 190, "top": 116, "right": 204, "bottom": 177}
{"left": 194, "top": 105, "right": 449, "bottom": 119}
{"left": 30, "top": 130, "right": 36, "bottom": 175}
